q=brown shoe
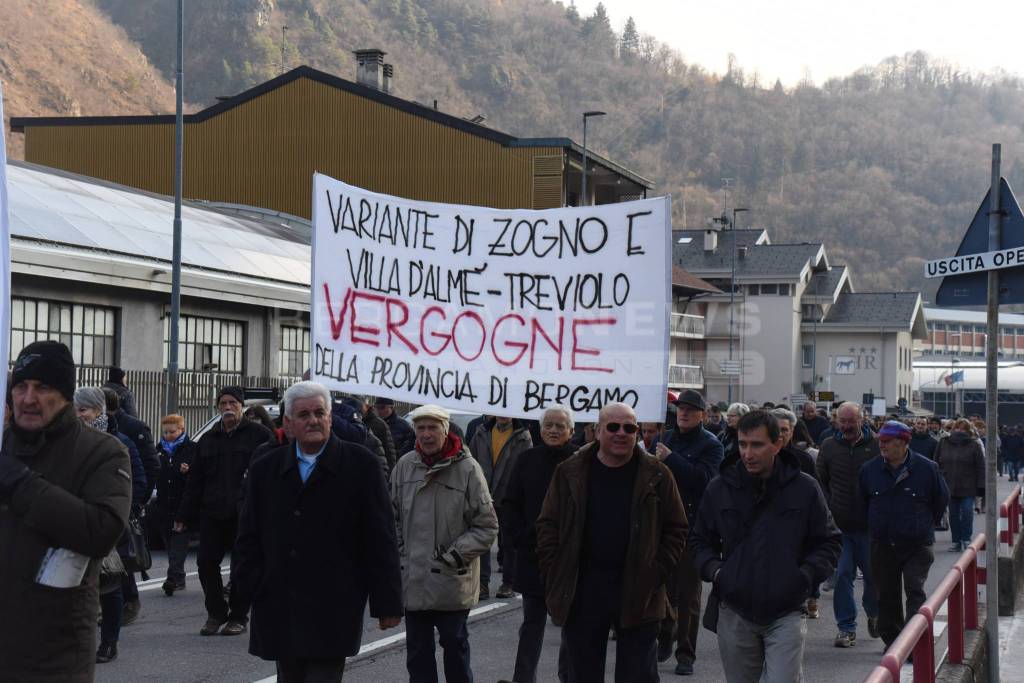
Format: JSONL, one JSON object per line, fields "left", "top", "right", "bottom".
{"left": 806, "top": 598, "right": 819, "bottom": 619}
{"left": 200, "top": 617, "right": 227, "bottom": 636}
{"left": 221, "top": 620, "right": 247, "bottom": 636}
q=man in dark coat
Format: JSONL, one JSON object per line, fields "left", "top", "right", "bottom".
{"left": 0, "top": 341, "right": 131, "bottom": 683}
{"left": 799, "top": 401, "right": 831, "bottom": 446}
{"left": 909, "top": 418, "right": 939, "bottom": 461}
{"left": 690, "top": 410, "right": 841, "bottom": 682}
{"left": 374, "top": 397, "right": 415, "bottom": 455}
{"left": 859, "top": 421, "right": 949, "bottom": 648}
{"left": 354, "top": 396, "right": 397, "bottom": 472}
{"left": 654, "top": 389, "right": 724, "bottom": 676}
{"left": 236, "top": 381, "right": 403, "bottom": 682}
{"left": 175, "top": 386, "right": 272, "bottom": 637}
{"left": 102, "top": 366, "right": 138, "bottom": 417}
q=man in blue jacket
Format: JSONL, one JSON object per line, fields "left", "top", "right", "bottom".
{"left": 859, "top": 421, "right": 949, "bottom": 648}
{"left": 655, "top": 389, "right": 724, "bottom": 676}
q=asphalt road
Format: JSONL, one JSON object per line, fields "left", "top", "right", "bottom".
{"left": 96, "top": 478, "right": 1021, "bottom": 683}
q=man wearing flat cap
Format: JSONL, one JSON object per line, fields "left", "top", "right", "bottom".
{"left": 858, "top": 420, "right": 949, "bottom": 648}
{"left": 0, "top": 341, "right": 131, "bottom": 682}
{"left": 175, "top": 386, "right": 273, "bottom": 637}
{"left": 654, "top": 389, "right": 724, "bottom": 676}
{"left": 390, "top": 404, "right": 498, "bottom": 683}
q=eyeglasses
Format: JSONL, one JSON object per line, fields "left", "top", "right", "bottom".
{"left": 604, "top": 422, "right": 639, "bottom": 434}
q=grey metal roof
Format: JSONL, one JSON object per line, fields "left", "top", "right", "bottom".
{"left": 805, "top": 265, "right": 848, "bottom": 297}
{"left": 673, "top": 235, "right": 823, "bottom": 278}
{"left": 6, "top": 161, "right": 311, "bottom": 285}
{"left": 823, "top": 292, "right": 921, "bottom": 327}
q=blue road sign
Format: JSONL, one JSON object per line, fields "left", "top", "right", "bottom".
{"left": 935, "top": 178, "right": 1024, "bottom": 306}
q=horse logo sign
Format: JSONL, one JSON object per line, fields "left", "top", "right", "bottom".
{"left": 834, "top": 356, "right": 856, "bottom": 375}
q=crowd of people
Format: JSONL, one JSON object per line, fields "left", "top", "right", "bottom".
{"left": 0, "top": 338, "right": 1011, "bottom": 682}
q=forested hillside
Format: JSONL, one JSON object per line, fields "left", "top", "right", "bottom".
{"left": 9, "top": 0, "right": 1024, "bottom": 293}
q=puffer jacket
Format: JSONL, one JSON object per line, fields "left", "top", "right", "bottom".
{"left": 390, "top": 444, "right": 498, "bottom": 611}
{"left": 469, "top": 419, "right": 533, "bottom": 506}
{"left": 816, "top": 426, "right": 880, "bottom": 533}
{"left": 0, "top": 406, "right": 131, "bottom": 683}
{"left": 935, "top": 431, "right": 986, "bottom": 498}
{"left": 535, "top": 442, "right": 688, "bottom": 628}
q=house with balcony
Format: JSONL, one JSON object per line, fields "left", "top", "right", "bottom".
{"left": 673, "top": 224, "right": 925, "bottom": 409}
{"left": 669, "top": 266, "right": 719, "bottom": 392}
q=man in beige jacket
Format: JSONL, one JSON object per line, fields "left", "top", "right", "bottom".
{"left": 391, "top": 404, "right": 498, "bottom": 683}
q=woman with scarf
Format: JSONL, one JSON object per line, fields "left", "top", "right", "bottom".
{"left": 73, "top": 386, "right": 147, "bottom": 664}
{"left": 935, "top": 418, "right": 986, "bottom": 552}
{"left": 155, "top": 414, "right": 199, "bottom": 595}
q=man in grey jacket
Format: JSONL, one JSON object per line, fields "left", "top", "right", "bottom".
{"left": 469, "top": 416, "right": 532, "bottom": 599}
{"left": 392, "top": 404, "right": 498, "bottom": 683}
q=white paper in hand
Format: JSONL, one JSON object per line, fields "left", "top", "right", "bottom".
{"left": 36, "top": 547, "right": 90, "bottom": 588}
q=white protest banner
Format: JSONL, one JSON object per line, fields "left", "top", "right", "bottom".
{"left": 310, "top": 174, "right": 671, "bottom": 421}
{"left": 0, "top": 84, "right": 11, "bottom": 403}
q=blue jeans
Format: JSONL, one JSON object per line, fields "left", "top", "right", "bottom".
{"left": 948, "top": 497, "right": 975, "bottom": 545}
{"left": 833, "top": 531, "right": 878, "bottom": 632}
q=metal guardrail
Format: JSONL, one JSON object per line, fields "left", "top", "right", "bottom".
{"left": 999, "top": 484, "right": 1022, "bottom": 555}
{"left": 670, "top": 313, "right": 705, "bottom": 337}
{"left": 863, "top": 534, "right": 986, "bottom": 683}
{"left": 668, "top": 363, "right": 703, "bottom": 387}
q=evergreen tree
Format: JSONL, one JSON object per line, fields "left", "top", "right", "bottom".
{"left": 620, "top": 17, "right": 639, "bottom": 63}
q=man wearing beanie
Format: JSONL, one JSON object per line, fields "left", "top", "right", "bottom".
{"left": 0, "top": 341, "right": 132, "bottom": 682}
{"left": 175, "top": 385, "right": 273, "bottom": 636}
{"left": 102, "top": 366, "right": 138, "bottom": 418}
{"left": 391, "top": 404, "right": 498, "bottom": 683}
{"left": 858, "top": 420, "right": 949, "bottom": 649}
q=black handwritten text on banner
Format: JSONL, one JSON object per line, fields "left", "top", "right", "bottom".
{"left": 310, "top": 174, "right": 671, "bottom": 421}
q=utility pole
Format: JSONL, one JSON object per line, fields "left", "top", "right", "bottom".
{"left": 581, "top": 111, "right": 605, "bottom": 206}
{"left": 727, "top": 207, "right": 748, "bottom": 404}
{"left": 166, "top": 0, "right": 184, "bottom": 413}
{"left": 984, "top": 143, "right": 1002, "bottom": 683}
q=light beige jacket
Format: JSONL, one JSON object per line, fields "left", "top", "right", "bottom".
{"left": 391, "top": 447, "right": 498, "bottom": 611}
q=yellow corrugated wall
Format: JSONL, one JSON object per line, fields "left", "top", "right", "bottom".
{"left": 23, "top": 77, "right": 564, "bottom": 217}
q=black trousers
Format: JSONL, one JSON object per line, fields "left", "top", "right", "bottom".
{"left": 513, "top": 594, "right": 569, "bottom": 683}
{"left": 405, "top": 609, "right": 472, "bottom": 683}
{"left": 869, "top": 542, "right": 934, "bottom": 647}
{"left": 276, "top": 658, "right": 346, "bottom": 683}
{"left": 658, "top": 551, "right": 701, "bottom": 665}
{"left": 197, "top": 515, "right": 249, "bottom": 622}
{"left": 480, "top": 508, "right": 515, "bottom": 590}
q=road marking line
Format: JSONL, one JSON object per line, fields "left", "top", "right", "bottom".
{"left": 252, "top": 599, "right": 517, "bottom": 682}
{"left": 137, "top": 568, "right": 229, "bottom": 593}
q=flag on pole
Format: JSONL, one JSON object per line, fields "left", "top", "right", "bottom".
{"left": 944, "top": 370, "right": 964, "bottom": 386}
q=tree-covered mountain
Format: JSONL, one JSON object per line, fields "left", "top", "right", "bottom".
{"left": 11, "top": 1, "right": 1024, "bottom": 294}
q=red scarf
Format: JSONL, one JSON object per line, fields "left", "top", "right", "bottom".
{"left": 417, "top": 433, "right": 463, "bottom": 467}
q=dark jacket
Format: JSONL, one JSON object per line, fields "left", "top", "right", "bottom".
{"left": 689, "top": 458, "right": 841, "bottom": 626}
{"left": 110, "top": 427, "right": 147, "bottom": 509}
{"left": 909, "top": 431, "right": 939, "bottom": 461}
{"left": 235, "top": 436, "right": 403, "bottom": 660}
{"left": 704, "top": 419, "right": 724, "bottom": 437}
{"left": 1003, "top": 434, "right": 1024, "bottom": 464}
{"left": 363, "top": 409, "right": 397, "bottom": 473}
{"left": 503, "top": 441, "right": 575, "bottom": 597}
{"left": 816, "top": 427, "right": 881, "bottom": 533}
{"left": 935, "top": 432, "right": 986, "bottom": 498}
{"left": 469, "top": 419, "right": 534, "bottom": 506}
{"left": 800, "top": 414, "right": 832, "bottom": 445}
{"left": 384, "top": 411, "right": 415, "bottom": 456}
{"left": 661, "top": 425, "right": 724, "bottom": 523}
{"left": 859, "top": 451, "right": 949, "bottom": 546}
{"left": 0, "top": 406, "right": 131, "bottom": 683}
{"left": 719, "top": 426, "right": 739, "bottom": 465}
{"left": 176, "top": 418, "right": 272, "bottom": 523}
{"left": 783, "top": 443, "right": 817, "bottom": 480}
{"left": 535, "top": 443, "right": 688, "bottom": 628}
{"left": 329, "top": 400, "right": 368, "bottom": 445}
{"left": 113, "top": 409, "right": 158, "bottom": 500}
{"left": 102, "top": 380, "right": 137, "bottom": 418}
{"left": 155, "top": 437, "right": 198, "bottom": 514}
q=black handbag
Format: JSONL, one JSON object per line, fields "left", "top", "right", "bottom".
{"left": 123, "top": 515, "right": 152, "bottom": 573}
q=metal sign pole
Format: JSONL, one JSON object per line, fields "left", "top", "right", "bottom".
{"left": 984, "top": 143, "right": 1001, "bottom": 683}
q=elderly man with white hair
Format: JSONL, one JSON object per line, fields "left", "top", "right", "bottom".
{"left": 391, "top": 404, "right": 498, "bottom": 683}
{"left": 234, "top": 381, "right": 403, "bottom": 683}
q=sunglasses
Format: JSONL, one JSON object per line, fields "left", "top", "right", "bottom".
{"left": 604, "top": 422, "right": 639, "bottom": 434}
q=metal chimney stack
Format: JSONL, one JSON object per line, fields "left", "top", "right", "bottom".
{"left": 353, "top": 49, "right": 386, "bottom": 90}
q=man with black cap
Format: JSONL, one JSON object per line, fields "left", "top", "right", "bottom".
{"left": 175, "top": 386, "right": 273, "bottom": 637}
{"left": 0, "top": 341, "right": 131, "bottom": 682}
{"left": 654, "top": 389, "right": 724, "bottom": 676}
{"left": 375, "top": 397, "right": 415, "bottom": 455}
{"left": 103, "top": 365, "right": 138, "bottom": 418}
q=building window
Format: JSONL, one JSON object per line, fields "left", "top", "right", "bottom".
{"left": 801, "top": 345, "right": 813, "bottom": 368}
{"left": 747, "top": 284, "right": 760, "bottom": 295}
{"left": 10, "top": 298, "right": 118, "bottom": 367}
{"left": 164, "top": 315, "right": 245, "bottom": 373}
{"left": 280, "top": 326, "right": 310, "bottom": 378}
{"left": 760, "top": 283, "right": 778, "bottom": 295}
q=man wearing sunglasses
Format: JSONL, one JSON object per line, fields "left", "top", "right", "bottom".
{"left": 536, "top": 402, "right": 687, "bottom": 682}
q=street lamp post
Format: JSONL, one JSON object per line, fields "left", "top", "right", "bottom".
{"left": 728, "top": 207, "right": 749, "bottom": 403}
{"left": 166, "top": 0, "right": 184, "bottom": 414}
{"left": 580, "top": 111, "right": 605, "bottom": 206}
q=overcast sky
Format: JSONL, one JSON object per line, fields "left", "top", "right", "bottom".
{"left": 573, "top": 0, "right": 1022, "bottom": 85}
